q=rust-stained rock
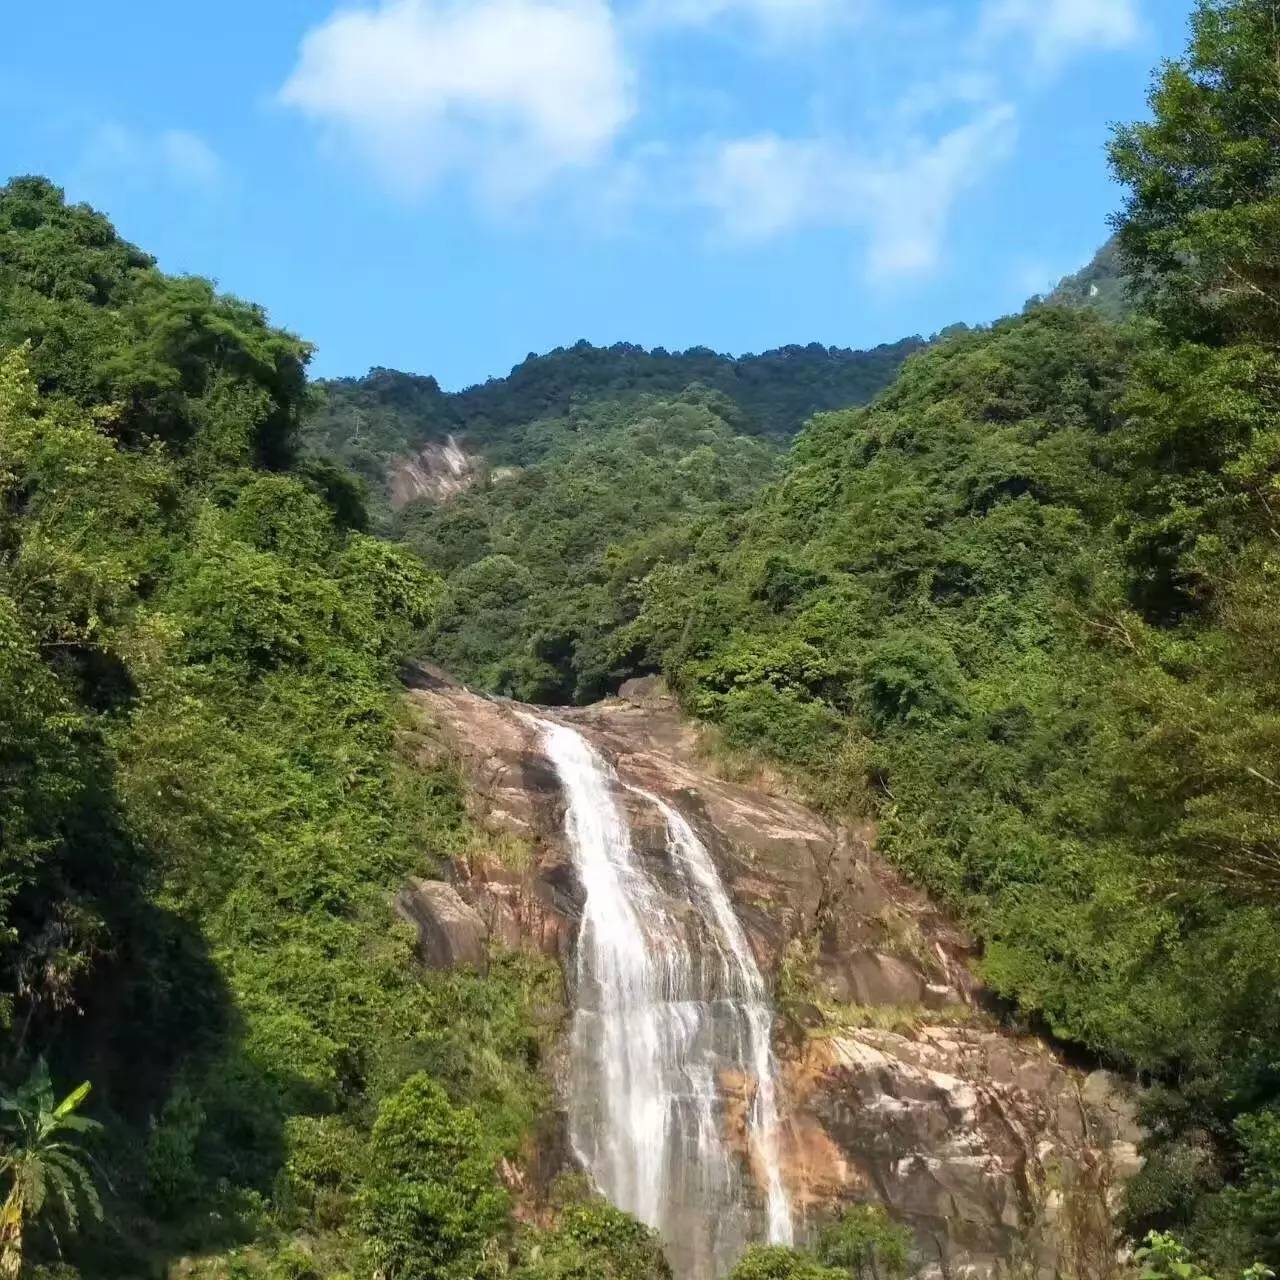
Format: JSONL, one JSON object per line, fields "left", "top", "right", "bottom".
{"left": 399, "top": 666, "right": 1143, "bottom": 1280}
{"left": 779, "top": 1028, "right": 1141, "bottom": 1280}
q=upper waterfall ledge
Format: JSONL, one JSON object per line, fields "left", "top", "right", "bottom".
{"left": 399, "top": 664, "right": 1143, "bottom": 1280}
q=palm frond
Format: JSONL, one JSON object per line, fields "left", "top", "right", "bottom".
{"left": 41, "top": 1163, "right": 78, "bottom": 1234}
{"left": 51, "top": 1082, "right": 90, "bottom": 1121}
{"left": 50, "top": 1114, "right": 101, "bottom": 1136}
{"left": 23, "top": 1161, "right": 46, "bottom": 1219}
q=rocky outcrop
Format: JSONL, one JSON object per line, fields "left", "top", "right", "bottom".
{"left": 395, "top": 878, "right": 489, "bottom": 970}
{"left": 780, "top": 1030, "right": 1140, "bottom": 1280}
{"left": 388, "top": 434, "right": 479, "bottom": 508}
{"left": 401, "top": 665, "right": 1142, "bottom": 1280}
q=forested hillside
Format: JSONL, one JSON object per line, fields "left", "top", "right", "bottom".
{"left": 303, "top": 336, "right": 923, "bottom": 515}
{"left": 398, "top": 388, "right": 778, "bottom": 703}
{"left": 365, "top": 3, "right": 1280, "bottom": 1274}
{"left": 1040, "top": 236, "right": 1131, "bottom": 321}
{"left": 691, "top": 7, "right": 1280, "bottom": 1271}
{"left": 4, "top": 2, "right": 1280, "bottom": 1279}
{"left": 0, "top": 176, "right": 667, "bottom": 1279}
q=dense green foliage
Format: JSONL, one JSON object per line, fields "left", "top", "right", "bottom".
{"left": 0, "top": 177, "right": 583, "bottom": 1278}
{"left": 1041, "top": 236, "right": 1132, "bottom": 321}
{"left": 613, "top": 278, "right": 1280, "bottom": 1262}
{"left": 357, "top": 1074, "right": 510, "bottom": 1280}
{"left": 0, "top": 1064, "right": 101, "bottom": 1276}
{"left": 600, "top": 4, "right": 1280, "bottom": 1269}
{"left": 815, "top": 1206, "right": 911, "bottom": 1280}
{"left": 728, "top": 1248, "right": 844, "bottom": 1280}
{"left": 1137, "top": 1232, "right": 1274, "bottom": 1280}
{"left": 302, "top": 336, "right": 922, "bottom": 519}
{"left": 348, "top": 2, "right": 1280, "bottom": 1272}
{"left": 514, "top": 1194, "right": 672, "bottom": 1280}
{"left": 727, "top": 1207, "right": 910, "bottom": 1280}
{"left": 7, "top": 3, "right": 1280, "bottom": 1278}
{"left": 399, "top": 388, "right": 779, "bottom": 702}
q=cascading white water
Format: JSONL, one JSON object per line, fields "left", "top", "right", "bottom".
{"left": 529, "top": 716, "right": 792, "bottom": 1278}
{"left": 648, "top": 794, "right": 794, "bottom": 1250}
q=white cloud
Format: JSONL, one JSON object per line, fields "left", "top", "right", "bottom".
{"left": 978, "top": 0, "right": 1141, "bottom": 68}
{"left": 82, "top": 123, "right": 223, "bottom": 191}
{"left": 635, "top": 0, "right": 853, "bottom": 29}
{"left": 157, "top": 131, "right": 223, "bottom": 188}
{"left": 279, "top": 0, "right": 635, "bottom": 198}
{"left": 698, "top": 104, "right": 1017, "bottom": 279}
{"left": 894, "top": 70, "right": 1000, "bottom": 122}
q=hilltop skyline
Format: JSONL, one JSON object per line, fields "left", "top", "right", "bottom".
{"left": 2, "top": 1, "right": 1186, "bottom": 386}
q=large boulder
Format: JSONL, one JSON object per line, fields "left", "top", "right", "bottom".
{"left": 779, "top": 1027, "right": 1141, "bottom": 1280}
{"left": 395, "top": 878, "right": 489, "bottom": 970}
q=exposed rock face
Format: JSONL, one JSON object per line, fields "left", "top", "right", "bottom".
{"left": 781, "top": 1032, "right": 1140, "bottom": 1280}
{"left": 388, "top": 434, "right": 478, "bottom": 508}
{"left": 402, "top": 665, "right": 1142, "bottom": 1280}
{"left": 395, "top": 878, "right": 489, "bottom": 970}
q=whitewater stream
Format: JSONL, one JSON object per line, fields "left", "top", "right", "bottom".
{"left": 529, "top": 715, "right": 793, "bottom": 1279}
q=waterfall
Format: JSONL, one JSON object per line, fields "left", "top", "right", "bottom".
{"left": 529, "top": 716, "right": 793, "bottom": 1278}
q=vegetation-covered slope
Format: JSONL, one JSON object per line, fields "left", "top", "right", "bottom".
{"left": 5, "top": 3, "right": 1280, "bottom": 1279}
{"left": 0, "top": 176, "right": 665, "bottom": 1280}
{"left": 302, "top": 336, "right": 924, "bottom": 515}
{"left": 398, "top": 387, "right": 779, "bottom": 704}
{"left": 1040, "top": 235, "right": 1131, "bottom": 321}
{"left": 639, "top": 4, "right": 1280, "bottom": 1269}
{"left": 371, "top": 3, "right": 1280, "bottom": 1273}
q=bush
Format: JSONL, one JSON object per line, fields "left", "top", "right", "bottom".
{"left": 144, "top": 1084, "right": 207, "bottom": 1216}
{"left": 817, "top": 1206, "right": 912, "bottom": 1280}
{"left": 858, "top": 632, "right": 966, "bottom": 729}
{"left": 357, "top": 1074, "right": 509, "bottom": 1280}
{"left": 516, "top": 1199, "right": 672, "bottom": 1280}
{"left": 728, "top": 1245, "right": 845, "bottom": 1280}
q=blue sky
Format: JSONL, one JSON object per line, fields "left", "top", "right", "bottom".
{"left": 2, "top": 1, "right": 1188, "bottom": 388}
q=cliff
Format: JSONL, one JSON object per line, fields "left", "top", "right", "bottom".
{"left": 399, "top": 665, "right": 1142, "bottom": 1280}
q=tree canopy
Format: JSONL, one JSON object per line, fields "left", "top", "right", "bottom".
{"left": 0, "top": 178, "right": 571, "bottom": 1279}
{"left": 5, "top": 2, "right": 1280, "bottom": 1276}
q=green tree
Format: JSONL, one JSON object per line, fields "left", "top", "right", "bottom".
{"left": 1232, "top": 1112, "right": 1280, "bottom": 1262}
{"left": 357, "top": 1074, "right": 509, "bottom": 1280}
{"left": 0, "top": 1063, "right": 102, "bottom": 1278}
{"left": 1136, "top": 1232, "right": 1274, "bottom": 1280}
{"left": 727, "top": 1245, "right": 844, "bottom": 1280}
{"left": 817, "top": 1206, "right": 911, "bottom": 1280}
{"left": 1110, "top": 0, "right": 1280, "bottom": 346}
{"left": 515, "top": 1199, "right": 671, "bottom": 1280}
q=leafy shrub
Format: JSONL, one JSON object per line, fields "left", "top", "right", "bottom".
{"left": 817, "top": 1205, "right": 912, "bottom": 1280}
{"left": 357, "top": 1074, "right": 509, "bottom": 1280}
{"left": 858, "top": 632, "right": 966, "bottom": 728}
{"left": 144, "top": 1084, "right": 207, "bottom": 1216}
{"left": 516, "top": 1199, "right": 672, "bottom": 1280}
{"left": 727, "top": 1245, "right": 844, "bottom": 1280}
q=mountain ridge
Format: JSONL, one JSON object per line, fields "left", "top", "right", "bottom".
{"left": 302, "top": 334, "right": 927, "bottom": 515}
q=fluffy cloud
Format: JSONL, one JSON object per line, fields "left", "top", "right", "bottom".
{"left": 279, "top": 0, "right": 634, "bottom": 198}
{"left": 278, "top": 0, "right": 1128, "bottom": 275}
{"left": 83, "top": 124, "right": 222, "bottom": 191}
{"left": 635, "top": 0, "right": 851, "bottom": 29}
{"left": 978, "top": 0, "right": 1141, "bottom": 68}
{"left": 698, "top": 104, "right": 1017, "bottom": 279}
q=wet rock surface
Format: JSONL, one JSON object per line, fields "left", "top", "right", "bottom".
{"left": 401, "top": 665, "right": 1142, "bottom": 1280}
